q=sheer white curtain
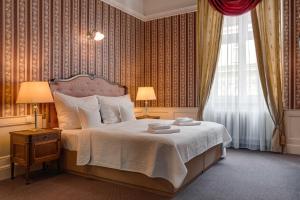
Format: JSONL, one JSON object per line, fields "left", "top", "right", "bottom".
{"left": 204, "top": 12, "right": 274, "bottom": 151}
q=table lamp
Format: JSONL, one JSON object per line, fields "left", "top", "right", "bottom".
{"left": 16, "top": 82, "right": 54, "bottom": 129}
{"left": 136, "top": 87, "right": 156, "bottom": 116}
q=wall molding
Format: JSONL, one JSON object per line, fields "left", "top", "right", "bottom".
{"left": 102, "top": 0, "right": 197, "bottom": 21}
{"left": 0, "top": 115, "right": 34, "bottom": 127}
{"left": 101, "top": 0, "right": 146, "bottom": 21}
{"left": 144, "top": 5, "right": 197, "bottom": 21}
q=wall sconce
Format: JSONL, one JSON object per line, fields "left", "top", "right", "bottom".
{"left": 87, "top": 31, "right": 104, "bottom": 41}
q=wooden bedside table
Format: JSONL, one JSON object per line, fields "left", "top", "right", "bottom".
{"left": 10, "top": 129, "right": 61, "bottom": 184}
{"left": 136, "top": 115, "right": 160, "bottom": 119}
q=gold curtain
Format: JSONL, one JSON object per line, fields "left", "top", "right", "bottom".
{"left": 251, "top": 0, "right": 285, "bottom": 152}
{"left": 197, "top": 0, "right": 223, "bottom": 120}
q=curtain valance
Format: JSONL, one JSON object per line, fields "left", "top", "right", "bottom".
{"left": 208, "top": 0, "right": 261, "bottom": 16}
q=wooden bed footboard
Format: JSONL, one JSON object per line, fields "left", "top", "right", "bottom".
{"left": 61, "top": 144, "right": 222, "bottom": 197}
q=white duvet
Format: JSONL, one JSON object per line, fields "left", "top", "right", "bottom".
{"left": 62, "top": 119, "right": 231, "bottom": 188}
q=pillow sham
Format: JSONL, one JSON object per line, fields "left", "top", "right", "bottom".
{"left": 97, "top": 94, "right": 131, "bottom": 124}
{"left": 53, "top": 91, "right": 99, "bottom": 129}
{"left": 77, "top": 104, "right": 102, "bottom": 129}
{"left": 119, "top": 102, "right": 136, "bottom": 122}
{"left": 100, "top": 101, "right": 121, "bottom": 124}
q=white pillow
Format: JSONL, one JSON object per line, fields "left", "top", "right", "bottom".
{"left": 77, "top": 104, "right": 102, "bottom": 129}
{"left": 97, "top": 95, "right": 131, "bottom": 124}
{"left": 100, "top": 101, "right": 121, "bottom": 124}
{"left": 53, "top": 92, "right": 99, "bottom": 129}
{"left": 119, "top": 102, "right": 136, "bottom": 122}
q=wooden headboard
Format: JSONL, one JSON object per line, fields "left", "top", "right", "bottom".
{"left": 48, "top": 74, "right": 127, "bottom": 128}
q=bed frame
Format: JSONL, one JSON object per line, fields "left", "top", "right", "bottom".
{"left": 49, "top": 74, "right": 222, "bottom": 197}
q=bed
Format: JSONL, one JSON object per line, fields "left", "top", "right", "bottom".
{"left": 48, "top": 74, "right": 231, "bottom": 197}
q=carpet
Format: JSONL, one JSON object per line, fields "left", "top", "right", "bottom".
{"left": 0, "top": 149, "right": 299, "bottom": 200}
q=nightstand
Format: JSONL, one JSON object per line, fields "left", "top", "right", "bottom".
{"left": 136, "top": 115, "right": 160, "bottom": 119}
{"left": 10, "top": 129, "right": 61, "bottom": 184}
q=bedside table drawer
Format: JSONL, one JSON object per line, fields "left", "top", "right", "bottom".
{"left": 32, "top": 140, "right": 60, "bottom": 164}
{"left": 32, "top": 133, "right": 59, "bottom": 143}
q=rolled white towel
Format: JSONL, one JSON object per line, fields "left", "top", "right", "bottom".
{"left": 174, "top": 117, "right": 193, "bottom": 123}
{"left": 147, "top": 128, "right": 180, "bottom": 134}
{"left": 173, "top": 121, "right": 201, "bottom": 126}
{"left": 148, "top": 123, "right": 171, "bottom": 130}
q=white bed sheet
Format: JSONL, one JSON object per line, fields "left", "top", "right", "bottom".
{"left": 61, "top": 129, "right": 82, "bottom": 151}
{"left": 61, "top": 119, "right": 231, "bottom": 188}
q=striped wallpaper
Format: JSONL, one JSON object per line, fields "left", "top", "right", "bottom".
{"left": 0, "top": 0, "right": 145, "bottom": 117}
{"left": 144, "top": 13, "right": 197, "bottom": 107}
{"left": 0, "top": 0, "right": 197, "bottom": 118}
{"left": 283, "top": 0, "right": 300, "bottom": 109}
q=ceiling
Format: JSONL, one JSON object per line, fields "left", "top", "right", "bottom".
{"left": 101, "top": 0, "right": 197, "bottom": 21}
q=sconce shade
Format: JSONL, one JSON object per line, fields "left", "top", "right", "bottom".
{"left": 16, "top": 82, "right": 54, "bottom": 104}
{"left": 136, "top": 87, "right": 156, "bottom": 101}
{"left": 94, "top": 32, "right": 105, "bottom": 41}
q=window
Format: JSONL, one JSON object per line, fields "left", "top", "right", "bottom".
{"left": 204, "top": 12, "right": 274, "bottom": 151}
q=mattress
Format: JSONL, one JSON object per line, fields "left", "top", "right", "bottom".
{"left": 61, "top": 119, "right": 231, "bottom": 188}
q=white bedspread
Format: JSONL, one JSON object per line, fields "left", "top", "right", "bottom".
{"left": 61, "top": 119, "right": 231, "bottom": 188}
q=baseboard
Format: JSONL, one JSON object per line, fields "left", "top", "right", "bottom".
{"left": 0, "top": 155, "right": 44, "bottom": 181}
{"left": 0, "top": 155, "right": 13, "bottom": 181}
{"left": 285, "top": 144, "right": 300, "bottom": 155}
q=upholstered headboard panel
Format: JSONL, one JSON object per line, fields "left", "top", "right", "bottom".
{"left": 49, "top": 74, "right": 127, "bottom": 97}
{"left": 48, "top": 74, "right": 127, "bottom": 128}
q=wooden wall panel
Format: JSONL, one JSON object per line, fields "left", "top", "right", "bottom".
{"left": 0, "top": 0, "right": 144, "bottom": 117}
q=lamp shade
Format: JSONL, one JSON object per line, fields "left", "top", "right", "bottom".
{"left": 16, "top": 82, "right": 54, "bottom": 104}
{"left": 136, "top": 87, "right": 156, "bottom": 101}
